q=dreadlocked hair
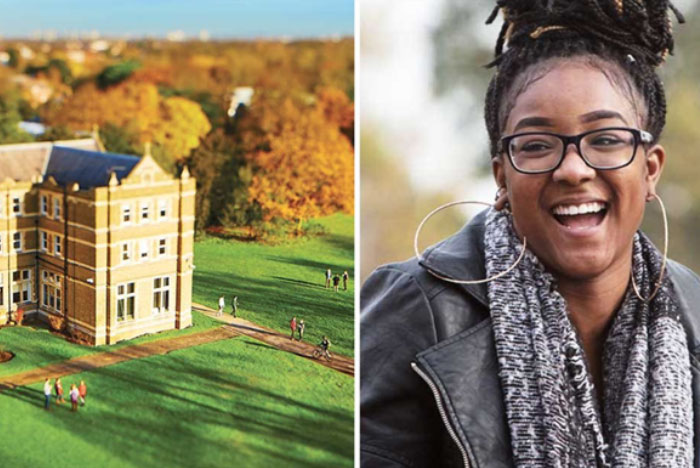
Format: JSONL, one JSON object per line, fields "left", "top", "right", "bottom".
{"left": 484, "top": 0, "right": 685, "bottom": 157}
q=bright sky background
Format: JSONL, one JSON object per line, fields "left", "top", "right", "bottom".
{"left": 0, "top": 0, "right": 354, "bottom": 39}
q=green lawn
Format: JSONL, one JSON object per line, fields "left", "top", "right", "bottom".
{"left": 193, "top": 214, "right": 355, "bottom": 356}
{"left": 0, "top": 310, "right": 221, "bottom": 378}
{"left": 0, "top": 336, "right": 354, "bottom": 467}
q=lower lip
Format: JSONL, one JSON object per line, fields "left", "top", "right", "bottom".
{"left": 552, "top": 210, "right": 607, "bottom": 238}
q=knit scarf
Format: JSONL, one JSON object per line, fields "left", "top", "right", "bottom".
{"left": 484, "top": 209, "right": 693, "bottom": 467}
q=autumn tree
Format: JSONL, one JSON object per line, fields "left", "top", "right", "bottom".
{"left": 246, "top": 95, "right": 354, "bottom": 230}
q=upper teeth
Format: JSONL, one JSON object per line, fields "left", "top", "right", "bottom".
{"left": 552, "top": 202, "right": 606, "bottom": 216}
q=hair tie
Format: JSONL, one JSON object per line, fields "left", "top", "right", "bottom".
{"left": 530, "top": 25, "right": 566, "bottom": 39}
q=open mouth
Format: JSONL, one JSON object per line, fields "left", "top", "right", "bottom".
{"left": 551, "top": 201, "right": 608, "bottom": 229}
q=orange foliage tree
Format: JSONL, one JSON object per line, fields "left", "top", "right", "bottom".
{"left": 247, "top": 95, "right": 354, "bottom": 228}
{"left": 44, "top": 81, "right": 210, "bottom": 160}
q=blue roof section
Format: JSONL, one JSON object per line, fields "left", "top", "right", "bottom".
{"left": 45, "top": 146, "right": 140, "bottom": 188}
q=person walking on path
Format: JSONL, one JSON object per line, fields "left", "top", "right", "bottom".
{"left": 69, "top": 384, "right": 79, "bottom": 412}
{"left": 325, "top": 268, "right": 332, "bottom": 289}
{"left": 55, "top": 377, "right": 65, "bottom": 404}
{"left": 43, "top": 378, "right": 52, "bottom": 410}
{"left": 320, "top": 336, "right": 332, "bottom": 360}
{"left": 332, "top": 274, "right": 340, "bottom": 292}
{"left": 78, "top": 380, "right": 87, "bottom": 407}
{"left": 297, "top": 319, "right": 305, "bottom": 341}
{"left": 342, "top": 271, "right": 349, "bottom": 291}
{"left": 290, "top": 316, "right": 297, "bottom": 339}
{"left": 217, "top": 295, "right": 225, "bottom": 317}
{"left": 231, "top": 296, "right": 238, "bottom": 318}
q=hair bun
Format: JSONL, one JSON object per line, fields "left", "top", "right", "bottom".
{"left": 487, "top": 0, "right": 685, "bottom": 68}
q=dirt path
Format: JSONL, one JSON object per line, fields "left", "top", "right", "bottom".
{"left": 0, "top": 327, "right": 239, "bottom": 391}
{"left": 192, "top": 303, "right": 355, "bottom": 377}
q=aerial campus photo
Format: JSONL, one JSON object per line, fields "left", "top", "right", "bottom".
{"left": 0, "top": 1, "right": 354, "bottom": 467}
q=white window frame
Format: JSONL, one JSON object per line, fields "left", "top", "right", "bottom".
{"left": 121, "top": 242, "right": 132, "bottom": 262}
{"left": 53, "top": 198, "right": 61, "bottom": 219}
{"left": 12, "top": 269, "right": 31, "bottom": 304}
{"left": 158, "top": 200, "right": 168, "bottom": 219}
{"left": 12, "top": 197, "right": 21, "bottom": 216}
{"left": 139, "top": 239, "right": 149, "bottom": 260}
{"left": 41, "top": 231, "right": 48, "bottom": 251}
{"left": 141, "top": 202, "right": 149, "bottom": 222}
{"left": 152, "top": 276, "right": 170, "bottom": 314}
{"left": 158, "top": 238, "right": 166, "bottom": 256}
{"left": 13, "top": 232, "right": 21, "bottom": 252}
{"left": 41, "top": 270, "right": 62, "bottom": 312}
{"left": 122, "top": 204, "right": 132, "bottom": 224}
{"left": 41, "top": 195, "right": 48, "bottom": 215}
{"left": 116, "top": 282, "right": 136, "bottom": 321}
{"left": 54, "top": 235, "right": 62, "bottom": 256}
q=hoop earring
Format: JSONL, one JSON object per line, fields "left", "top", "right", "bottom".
{"left": 631, "top": 193, "right": 668, "bottom": 302}
{"left": 413, "top": 200, "right": 527, "bottom": 284}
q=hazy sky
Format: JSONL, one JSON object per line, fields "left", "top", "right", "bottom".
{"left": 0, "top": 0, "right": 354, "bottom": 39}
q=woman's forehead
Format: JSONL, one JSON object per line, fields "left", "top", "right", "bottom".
{"left": 505, "top": 61, "right": 641, "bottom": 130}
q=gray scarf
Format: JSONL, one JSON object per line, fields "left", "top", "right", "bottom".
{"left": 484, "top": 209, "right": 693, "bottom": 467}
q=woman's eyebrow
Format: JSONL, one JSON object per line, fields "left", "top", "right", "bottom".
{"left": 513, "top": 116, "right": 554, "bottom": 132}
{"left": 580, "top": 110, "right": 628, "bottom": 124}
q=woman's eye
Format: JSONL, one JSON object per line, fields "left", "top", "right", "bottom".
{"left": 520, "top": 141, "right": 552, "bottom": 153}
{"left": 591, "top": 136, "right": 623, "bottom": 146}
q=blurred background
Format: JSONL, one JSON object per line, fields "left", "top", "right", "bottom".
{"left": 361, "top": 0, "right": 700, "bottom": 283}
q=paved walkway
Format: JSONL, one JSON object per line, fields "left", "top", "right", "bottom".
{"left": 0, "top": 306, "right": 354, "bottom": 391}
{"left": 192, "top": 303, "right": 354, "bottom": 377}
{"left": 0, "top": 327, "right": 239, "bottom": 391}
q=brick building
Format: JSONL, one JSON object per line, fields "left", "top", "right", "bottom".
{"left": 0, "top": 139, "right": 195, "bottom": 345}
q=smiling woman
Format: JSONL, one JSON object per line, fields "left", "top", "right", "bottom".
{"left": 361, "top": 1, "right": 700, "bottom": 467}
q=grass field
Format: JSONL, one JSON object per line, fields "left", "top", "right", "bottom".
{"left": 0, "top": 336, "right": 354, "bottom": 468}
{"left": 193, "top": 214, "right": 355, "bottom": 356}
{"left": 0, "top": 214, "right": 355, "bottom": 467}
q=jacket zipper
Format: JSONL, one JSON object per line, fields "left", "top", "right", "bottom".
{"left": 411, "top": 362, "right": 471, "bottom": 468}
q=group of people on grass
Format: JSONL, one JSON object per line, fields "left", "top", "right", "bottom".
{"left": 325, "top": 269, "right": 350, "bottom": 292}
{"left": 43, "top": 377, "right": 87, "bottom": 412}
{"left": 289, "top": 316, "right": 332, "bottom": 359}
{"left": 217, "top": 295, "right": 239, "bottom": 318}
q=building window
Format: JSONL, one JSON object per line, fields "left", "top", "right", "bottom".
{"left": 122, "top": 204, "right": 131, "bottom": 224}
{"left": 117, "top": 282, "right": 136, "bottom": 321}
{"left": 12, "top": 197, "right": 21, "bottom": 216}
{"left": 41, "top": 195, "right": 48, "bottom": 215}
{"left": 140, "top": 239, "right": 149, "bottom": 260}
{"left": 141, "top": 203, "right": 149, "bottom": 221}
{"left": 121, "top": 242, "right": 131, "bottom": 262}
{"left": 0, "top": 273, "right": 4, "bottom": 306}
{"left": 41, "top": 231, "right": 48, "bottom": 251}
{"left": 53, "top": 198, "right": 61, "bottom": 219}
{"left": 12, "top": 269, "right": 31, "bottom": 304}
{"left": 158, "top": 238, "right": 166, "bottom": 256}
{"left": 158, "top": 200, "right": 168, "bottom": 218}
{"left": 13, "top": 232, "right": 21, "bottom": 251}
{"left": 0, "top": 234, "right": 3, "bottom": 253}
{"left": 153, "top": 277, "right": 170, "bottom": 313}
{"left": 54, "top": 235, "right": 62, "bottom": 256}
{"left": 41, "top": 271, "right": 62, "bottom": 312}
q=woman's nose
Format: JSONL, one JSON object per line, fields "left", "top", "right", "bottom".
{"left": 551, "top": 143, "right": 596, "bottom": 184}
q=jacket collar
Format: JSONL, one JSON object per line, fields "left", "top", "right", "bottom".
{"left": 418, "top": 208, "right": 490, "bottom": 307}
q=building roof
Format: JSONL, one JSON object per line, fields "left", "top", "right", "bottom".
{"left": 0, "top": 139, "right": 139, "bottom": 189}
{"left": 46, "top": 146, "right": 139, "bottom": 188}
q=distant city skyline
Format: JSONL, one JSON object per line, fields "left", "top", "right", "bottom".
{"left": 0, "top": 0, "right": 354, "bottom": 39}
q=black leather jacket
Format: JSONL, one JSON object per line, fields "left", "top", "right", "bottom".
{"left": 361, "top": 210, "right": 700, "bottom": 467}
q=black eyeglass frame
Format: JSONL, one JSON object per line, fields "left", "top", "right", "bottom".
{"left": 498, "top": 127, "right": 654, "bottom": 174}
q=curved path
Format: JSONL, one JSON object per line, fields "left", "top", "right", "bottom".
{"left": 192, "top": 303, "right": 354, "bottom": 377}
{"left": 0, "top": 307, "right": 354, "bottom": 391}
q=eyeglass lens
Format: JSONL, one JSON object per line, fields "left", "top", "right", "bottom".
{"left": 508, "top": 128, "right": 637, "bottom": 172}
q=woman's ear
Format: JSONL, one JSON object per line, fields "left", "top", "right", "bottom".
{"left": 492, "top": 156, "right": 509, "bottom": 210}
{"left": 645, "top": 144, "right": 666, "bottom": 201}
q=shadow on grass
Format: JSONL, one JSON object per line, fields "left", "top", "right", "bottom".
{"left": 6, "top": 339, "right": 353, "bottom": 467}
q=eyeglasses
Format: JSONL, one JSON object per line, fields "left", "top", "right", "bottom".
{"left": 499, "top": 127, "right": 653, "bottom": 174}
